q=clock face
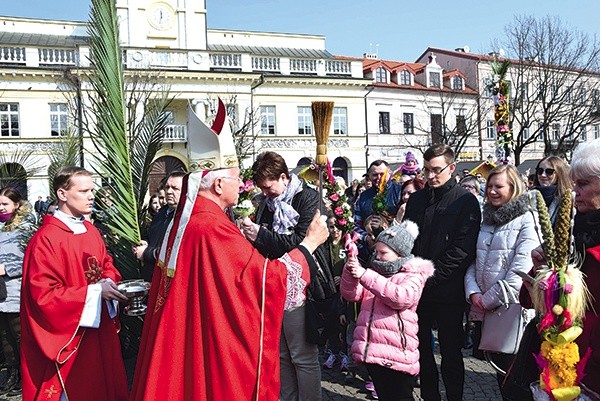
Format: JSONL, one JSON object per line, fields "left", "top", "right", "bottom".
{"left": 147, "top": 2, "right": 175, "bottom": 31}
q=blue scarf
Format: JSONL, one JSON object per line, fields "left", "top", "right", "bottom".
{"left": 265, "top": 174, "right": 303, "bottom": 234}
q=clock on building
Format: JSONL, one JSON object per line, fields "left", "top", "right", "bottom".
{"left": 147, "top": 2, "right": 176, "bottom": 31}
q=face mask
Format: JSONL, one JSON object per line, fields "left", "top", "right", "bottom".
{"left": 369, "top": 252, "right": 414, "bottom": 277}
{"left": 0, "top": 212, "right": 13, "bottom": 223}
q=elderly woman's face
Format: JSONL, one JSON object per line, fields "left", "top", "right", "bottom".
{"left": 573, "top": 175, "right": 600, "bottom": 214}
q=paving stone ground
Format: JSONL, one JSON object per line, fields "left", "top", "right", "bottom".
{"left": 320, "top": 346, "right": 502, "bottom": 401}
{"left": 3, "top": 341, "right": 503, "bottom": 401}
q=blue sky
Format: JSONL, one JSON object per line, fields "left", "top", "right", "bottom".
{"left": 3, "top": 0, "right": 598, "bottom": 62}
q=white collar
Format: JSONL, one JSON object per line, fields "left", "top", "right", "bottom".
{"left": 54, "top": 209, "right": 88, "bottom": 234}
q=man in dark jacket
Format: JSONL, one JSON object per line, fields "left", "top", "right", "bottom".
{"left": 403, "top": 144, "right": 481, "bottom": 401}
{"left": 134, "top": 171, "right": 186, "bottom": 282}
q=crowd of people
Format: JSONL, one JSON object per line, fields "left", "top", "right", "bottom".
{"left": 0, "top": 138, "right": 599, "bottom": 401}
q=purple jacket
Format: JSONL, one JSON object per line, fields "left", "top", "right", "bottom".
{"left": 341, "top": 257, "right": 434, "bottom": 375}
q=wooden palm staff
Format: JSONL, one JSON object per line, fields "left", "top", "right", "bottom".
{"left": 312, "top": 101, "right": 334, "bottom": 211}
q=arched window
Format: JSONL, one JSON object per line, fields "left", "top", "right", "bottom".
{"left": 332, "top": 157, "right": 348, "bottom": 184}
{"left": 296, "top": 157, "right": 313, "bottom": 168}
{"left": 452, "top": 76, "right": 464, "bottom": 90}
{"left": 400, "top": 70, "right": 411, "bottom": 85}
{"left": 375, "top": 67, "right": 387, "bottom": 83}
{"left": 0, "top": 162, "right": 28, "bottom": 198}
{"left": 149, "top": 155, "right": 187, "bottom": 193}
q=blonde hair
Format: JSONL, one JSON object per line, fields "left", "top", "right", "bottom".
{"left": 485, "top": 164, "right": 525, "bottom": 203}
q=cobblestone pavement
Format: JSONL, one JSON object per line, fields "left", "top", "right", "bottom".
{"left": 4, "top": 347, "right": 502, "bottom": 401}
{"left": 320, "top": 347, "right": 502, "bottom": 401}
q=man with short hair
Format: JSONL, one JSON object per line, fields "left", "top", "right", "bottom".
{"left": 130, "top": 100, "right": 329, "bottom": 401}
{"left": 403, "top": 144, "right": 481, "bottom": 401}
{"left": 21, "top": 166, "right": 128, "bottom": 401}
{"left": 353, "top": 160, "right": 401, "bottom": 249}
{"left": 134, "top": 171, "right": 186, "bottom": 282}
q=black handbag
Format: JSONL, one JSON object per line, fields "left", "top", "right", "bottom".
{"left": 304, "top": 297, "right": 336, "bottom": 345}
{"left": 0, "top": 277, "right": 7, "bottom": 302}
{"left": 500, "top": 319, "right": 541, "bottom": 401}
{"left": 304, "top": 249, "right": 337, "bottom": 345}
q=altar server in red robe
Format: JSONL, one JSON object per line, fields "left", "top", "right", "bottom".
{"left": 130, "top": 100, "right": 329, "bottom": 401}
{"left": 20, "top": 167, "right": 129, "bottom": 401}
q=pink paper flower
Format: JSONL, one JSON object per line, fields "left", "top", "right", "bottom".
{"left": 330, "top": 193, "right": 340, "bottom": 202}
{"left": 334, "top": 206, "right": 343, "bottom": 216}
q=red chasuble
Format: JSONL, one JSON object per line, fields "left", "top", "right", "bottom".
{"left": 20, "top": 216, "right": 128, "bottom": 401}
{"left": 130, "top": 196, "right": 310, "bottom": 401}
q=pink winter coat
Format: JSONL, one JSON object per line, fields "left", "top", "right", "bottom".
{"left": 341, "top": 257, "right": 434, "bottom": 375}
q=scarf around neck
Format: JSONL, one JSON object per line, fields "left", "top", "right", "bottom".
{"left": 265, "top": 174, "right": 303, "bottom": 234}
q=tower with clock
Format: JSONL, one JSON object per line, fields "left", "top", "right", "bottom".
{"left": 116, "top": 0, "right": 207, "bottom": 50}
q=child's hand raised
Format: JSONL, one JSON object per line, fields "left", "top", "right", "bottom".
{"left": 345, "top": 257, "right": 366, "bottom": 279}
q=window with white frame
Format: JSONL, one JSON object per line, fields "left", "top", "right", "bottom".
{"left": 429, "top": 72, "right": 440, "bottom": 88}
{"left": 375, "top": 67, "right": 387, "bottom": 83}
{"left": 578, "top": 88, "right": 586, "bottom": 105}
{"left": 523, "top": 125, "right": 530, "bottom": 140}
{"left": 456, "top": 115, "right": 467, "bottom": 136}
{"left": 595, "top": 124, "right": 600, "bottom": 140}
{"left": 552, "top": 123, "right": 561, "bottom": 141}
{"left": 379, "top": 112, "right": 390, "bottom": 134}
{"left": 564, "top": 87, "right": 572, "bottom": 103}
{"left": 537, "top": 84, "right": 546, "bottom": 101}
{"left": 592, "top": 89, "right": 600, "bottom": 108}
{"left": 452, "top": 76, "right": 463, "bottom": 90}
{"left": 518, "top": 82, "right": 528, "bottom": 102}
{"left": 297, "top": 107, "right": 312, "bottom": 135}
{"left": 580, "top": 126, "right": 587, "bottom": 142}
{"left": 486, "top": 120, "right": 495, "bottom": 140}
{"left": 226, "top": 103, "right": 238, "bottom": 127}
{"left": 50, "top": 103, "right": 69, "bottom": 136}
{"left": 403, "top": 113, "right": 414, "bottom": 134}
{"left": 332, "top": 107, "right": 347, "bottom": 135}
{"left": 0, "top": 103, "right": 19, "bottom": 137}
{"left": 399, "top": 70, "right": 411, "bottom": 85}
{"left": 537, "top": 122, "right": 545, "bottom": 141}
{"left": 260, "top": 106, "right": 276, "bottom": 135}
{"left": 483, "top": 77, "right": 493, "bottom": 97}
{"left": 550, "top": 84, "right": 559, "bottom": 100}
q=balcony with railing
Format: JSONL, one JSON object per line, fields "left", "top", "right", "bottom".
{"left": 0, "top": 46, "right": 26, "bottom": 65}
{"left": 0, "top": 45, "right": 77, "bottom": 67}
{"left": 0, "top": 42, "right": 362, "bottom": 78}
{"left": 163, "top": 124, "right": 187, "bottom": 142}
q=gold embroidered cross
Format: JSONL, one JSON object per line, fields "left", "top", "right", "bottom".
{"left": 84, "top": 256, "right": 103, "bottom": 284}
{"left": 45, "top": 384, "right": 58, "bottom": 398}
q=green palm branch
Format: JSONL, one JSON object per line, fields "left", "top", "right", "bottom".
{"left": 126, "top": 86, "right": 173, "bottom": 230}
{"left": 86, "top": 0, "right": 172, "bottom": 279}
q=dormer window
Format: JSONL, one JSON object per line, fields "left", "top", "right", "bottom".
{"left": 429, "top": 72, "right": 440, "bottom": 88}
{"left": 452, "top": 76, "right": 464, "bottom": 90}
{"left": 375, "top": 67, "right": 387, "bottom": 83}
{"left": 400, "top": 70, "right": 411, "bottom": 85}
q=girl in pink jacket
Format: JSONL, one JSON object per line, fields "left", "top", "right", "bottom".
{"left": 341, "top": 220, "right": 434, "bottom": 401}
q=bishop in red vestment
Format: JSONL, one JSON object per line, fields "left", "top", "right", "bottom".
{"left": 20, "top": 167, "right": 128, "bottom": 401}
{"left": 130, "top": 169, "right": 328, "bottom": 401}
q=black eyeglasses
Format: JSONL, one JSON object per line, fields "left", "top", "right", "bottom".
{"left": 536, "top": 168, "right": 555, "bottom": 176}
{"left": 423, "top": 164, "right": 451, "bottom": 176}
